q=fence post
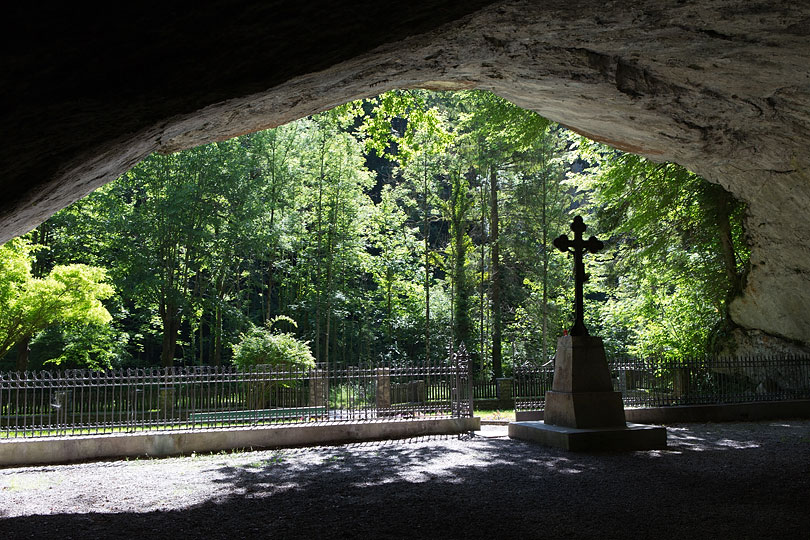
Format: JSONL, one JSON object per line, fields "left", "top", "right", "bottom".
{"left": 413, "top": 379, "right": 426, "bottom": 403}
{"left": 674, "top": 367, "right": 690, "bottom": 399}
{"left": 496, "top": 378, "right": 514, "bottom": 403}
{"left": 309, "top": 368, "right": 327, "bottom": 407}
{"left": 451, "top": 344, "right": 473, "bottom": 418}
{"left": 159, "top": 387, "right": 175, "bottom": 416}
{"left": 467, "top": 353, "right": 474, "bottom": 418}
{"left": 375, "top": 368, "right": 391, "bottom": 409}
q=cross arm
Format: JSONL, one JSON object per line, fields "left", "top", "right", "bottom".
{"left": 553, "top": 234, "right": 572, "bottom": 253}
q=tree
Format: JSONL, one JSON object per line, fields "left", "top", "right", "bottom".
{"left": 443, "top": 172, "right": 475, "bottom": 354}
{"left": 21, "top": 87, "right": 749, "bottom": 370}
{"left": 577, "top": 147, "right": 749, "bottom": 358}
{"left": 452, "top": 90, "right": 552, "bottom": 375}
{"left": 0, "top": 239, "right": 114, "bottom": 369}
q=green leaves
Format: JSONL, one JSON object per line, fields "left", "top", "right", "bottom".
{"left": 361, "top": 90, "right": 453, "bottom": 165}
{"left": 0, "top": 239, "right": 114, "bottom": 364}
{"left": 231, "top": 322, "right": 315, "bottom": 369}
{"left": 454, "top": 90, "right": 550, "bottom": 160}
{"left": 12, "top": 88, "right": 750, "bottom": 371}
{"left": 578, "top": 142, "right": 750, "bottom": 358}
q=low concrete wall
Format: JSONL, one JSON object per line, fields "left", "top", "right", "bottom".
{"left": 0, "top": 417, "right": 480, "bottom": 467}
{"left": 624, "top": 400, "right": 810, "bottom": 424}
{"left": 516, "top": 400, "right": 810, "bottom": 424}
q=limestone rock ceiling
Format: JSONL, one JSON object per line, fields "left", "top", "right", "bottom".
{"left": 0, "top": 1, "right": 808, "bottom": 346}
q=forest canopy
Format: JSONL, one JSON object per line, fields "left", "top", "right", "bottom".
{"left": 0, "top": 90, "right": 748, "bottom": 375}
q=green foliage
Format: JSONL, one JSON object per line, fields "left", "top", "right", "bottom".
{"left": 437, "top": 171, "right": 476, "bottom": 353}
{"left": 12, "top": 88, "right": 751, "bottom": 372}
{"left": 454, "top": 90, "right": 551, "bottom": 159}
{"left": 575, "top": 143, "right": 749, "bottom": 358}
{"left": 231, "top": 319, "right": 315, "bottom": 370}
{"left": 34, "top": 322, "right": 130, "bottom": 371}
{"left": 0, "top": 238, "right": 114, "bottom": 363}
{"left": 361, "top": 90, "right": 453, "bottom": 164}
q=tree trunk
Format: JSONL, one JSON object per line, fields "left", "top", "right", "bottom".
{"left": 423, "top": 160, "right": 431, "bottom": 364}
{"left": 480, "top": 179, "right": 486, "bottom": 374}
{"left": 717, "top": 200, "right": 740, "bottom": 285}
{"left": 199, "top": 315, "right": 205, "bottom": 366}
{"left": 160, "top": 305, "right": 180, "bottom": 368}
{"left": 213, "top": 303, "right": 222, "bottom": 366}
{"left": 490, "top": 165, "right": 503, "bottom": 379}
{"left": 16, "top": 334, "right": 31, "bottom": 371}
{"left": 212, "top": 275, "right": 226, "bottom": 366}
{"left": 265, "top": 256, "right": 275, "bottom": 322}
{"left": 314, "top": 142, "right": 325, "bottom": 362}
{"left": 541, "top": 153, "right": 549, "bottom": 363}
{"left": 324, "top": 220, "right": 335, "bottom": 369}
{"left": 712, "top": 187, "right": 743, "bottom": 314}
{"left": 452, "top": 199, "right": 471, "bottom": 352}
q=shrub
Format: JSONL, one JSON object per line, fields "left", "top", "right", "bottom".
{"left": 231, "top": 316, "right": 315, "bottom": 370}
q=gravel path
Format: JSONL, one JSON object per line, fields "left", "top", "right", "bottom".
{"left": 1, "top": 421, "right": 809, "bottom": 539}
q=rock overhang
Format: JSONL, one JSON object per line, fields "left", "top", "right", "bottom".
{"left": 0, "top": 0, "right": 808, "bottom": 347}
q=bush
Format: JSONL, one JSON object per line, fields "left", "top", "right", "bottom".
{"left": 231, "top": 316, "right": 315, "bottom": 370}
{"left": 35, "top": 322, "right": 130, "bottom": 371}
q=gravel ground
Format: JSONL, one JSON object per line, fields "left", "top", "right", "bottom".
{"left": 1, "top": 421, "right": 809, "bottom": 539}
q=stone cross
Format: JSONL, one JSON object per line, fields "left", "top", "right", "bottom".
{"left": 553, "top": 216, "right": 604, "bottom": 336}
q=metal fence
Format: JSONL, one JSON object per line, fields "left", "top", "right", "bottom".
{"left": 0, "top": 356, "right": 473, "bottom": 439}
{"left": 471, "top": 378, "right": 498, "bottom": 400}
{"left": 512, "top": 365, "right": 555, "bottom": 411}
{"left": 514, "top": 354, "right": 810, "bottom": 411}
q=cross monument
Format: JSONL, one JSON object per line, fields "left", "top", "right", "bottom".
{"left": 507, "top": 215, "right": 667, "bottom": 451}
{"left": 552, "top": 216, "right": 603, "bottom": 336}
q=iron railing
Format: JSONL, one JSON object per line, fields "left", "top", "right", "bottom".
{"left": 514, "top": 354, "right": 810, "bottom": 411}
{"left": 471, "top": 378, "right": 498, "bottom": 400}
{"left": 512, "top": 365, "right": 555, "bottom": 411}
{"left": 0, "top": 357, "right": 473, "bottom": 439}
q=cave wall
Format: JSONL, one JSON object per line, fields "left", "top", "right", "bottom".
{"left": 1, "top": 0, "right": 809, "bottom": 349}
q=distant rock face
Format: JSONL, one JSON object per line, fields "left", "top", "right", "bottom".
{"left": 1, "top": 1, "right": 809, "bottom": 351}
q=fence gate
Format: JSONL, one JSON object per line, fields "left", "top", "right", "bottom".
{"left": 449, "top": 346, "right": 474, "bottom": 420}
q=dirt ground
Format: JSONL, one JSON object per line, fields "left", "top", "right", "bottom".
{"left": 1, "top": 421, "right": 809, "bottom": 539}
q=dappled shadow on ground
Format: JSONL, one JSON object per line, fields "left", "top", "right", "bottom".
{"left": 2, "top": 423, "right": 809, "bottom": 539}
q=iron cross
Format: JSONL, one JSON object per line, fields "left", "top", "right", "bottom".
{"left": 553, "top": 216, "right": 604, "bottom": 336}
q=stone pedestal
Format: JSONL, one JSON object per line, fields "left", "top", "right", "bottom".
{"left": 509, "top": 335, "right": 666, "bottom": 451}
{"left": 544, "top": 335, "right": 626, "bottom": 428}
{"left": 376, "top": 368, "right": 391, "bottom": 409}
{"left": 496, "top": 378, "right": 513, "bottom": 401}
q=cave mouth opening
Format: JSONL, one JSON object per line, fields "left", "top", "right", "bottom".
{"left": 6, "top": 88, "right": 755, "bottom": 374}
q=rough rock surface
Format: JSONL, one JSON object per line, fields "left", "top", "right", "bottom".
{"left": 1, "top": 1, "right": 809, "bottom": 348}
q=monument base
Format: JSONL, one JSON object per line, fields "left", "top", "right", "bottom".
{"left": 508, "top": 421, "right": 667, "bottom": 452}
{"left": 544, "top": 390, "right": 625, "bottom": 428}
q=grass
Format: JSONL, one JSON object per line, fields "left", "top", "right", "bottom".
{"left": 0, "top": 417, "right": 326, "bottom": 439}
{"left": 475, "top": 409, "right": 515, "bottom": 422}
{"left": 0, "top": 408, "right": 456, "bottom": 439}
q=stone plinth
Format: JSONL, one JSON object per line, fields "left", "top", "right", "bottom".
{"left": 509, "top": 335, "right": 666, "bottom": 451}
{"left": 508, "top": 421, "right": 667, "bottom": 452}
{"left": 544, "top": 391, "right": 625, "bottom": 428}
{"left": 544, "top": 335, "right": 626, "bottom": 428}
{"left": 496, "top": 378, "right": 513, "bottom": 400}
